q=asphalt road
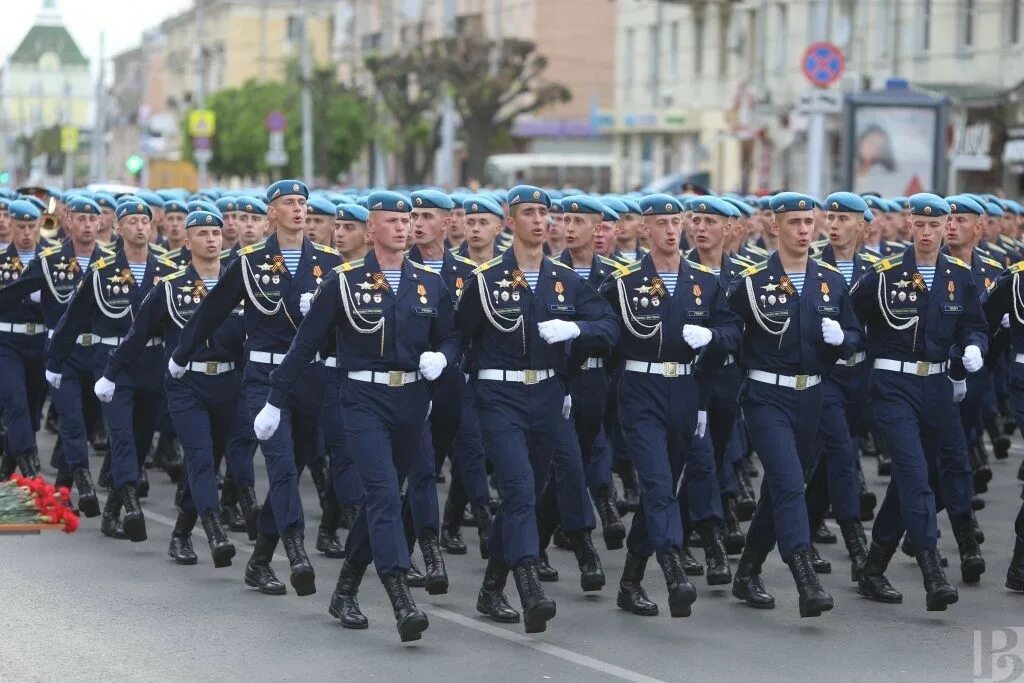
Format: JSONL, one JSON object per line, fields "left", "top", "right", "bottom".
{"left": 2, "top": 427, "right": 1023, "bottom": 683}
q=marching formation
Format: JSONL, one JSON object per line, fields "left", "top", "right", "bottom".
{"left": 2, "top": 181, "right": 1024, "bottom": 642}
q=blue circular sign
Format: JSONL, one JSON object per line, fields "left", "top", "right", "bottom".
{"left": 802, "top": 42, "right": 845, "bottom": 88}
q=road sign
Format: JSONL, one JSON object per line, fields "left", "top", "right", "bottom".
{"left": 265, "top": 111, "right": 287, "bottom": 132}
{"left": 801, "top": 42, "right": 845, "bottom": 88}
{"left": 265, "top": 130, "right": 288, "bottom": 167}
{"left": 60, "top": 126, "right": 79, "bottom": 153}
{"left": 193, "top": 136, "right": 212, "bottom": 151}
{"left": 188, "top": 109, "right": 216, "bottom": 137}
{"left": 795, "top": 89, "right": 843, "bottom": 115}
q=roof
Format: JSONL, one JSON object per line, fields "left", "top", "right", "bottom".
{"left": 915, "top": 82, "right": 1005, "bottom": 107}
{"left": 9, "top": 24, "right": 88, "bottom": 66}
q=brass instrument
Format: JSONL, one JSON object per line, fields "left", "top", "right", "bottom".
{"left": 40, "top": 196, "right": 60, "bottom": 239}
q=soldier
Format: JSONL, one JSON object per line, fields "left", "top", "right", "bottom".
{"left": 233, "top": 196, "right": 269, "bottom": 255}
{"left": 305, "top": 196, "right": 338, "bottom": 246}
{"left": 93, "top": 192, "right": 118, "bottom": 246}
{"left": 215, "top": 196, "right": 240, "bottom": 250}
{"left": 0, "top": 196, "right": 12, "bottom": 250}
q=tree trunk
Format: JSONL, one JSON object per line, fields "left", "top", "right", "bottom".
{"left": 463, "top": 121, "right": 491, "bottom": 186}
{"left": 401, "top": 141, "right": 419, "bottom": 185}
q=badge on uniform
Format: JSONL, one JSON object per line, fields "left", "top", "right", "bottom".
{"left": 371, "top": 272, "right": 389, "bottom": 291}
{"left": 270, "top": 255, "right": 287, "bottom": 274}
{"left": 417, "top": 283, "right": 427, "bottom": 304}
{"left": 455, "top": 276, "right": 464, "bottom": 298}
{"left": 510, "top": 269, "right": 528, "bottom": 289}
{"left": 778, "top": 276, "right": 795, "bottom": 296}
{"left": 649, "top": 277, "right": 666, "bottom": 298}
{"left": 820, "top": 281, "right": 829, "bottom": 302}
{"left": 554, "top": 280, "right": 565, "bottom": 302}
{"left": 692, "top": 283, "right": 702, "bottom": 306}
{"left": 947, "top": 280, "right": 955, "bottom": 301}
{"left": 313, "top": 264, "right": 323, "bottom": 283}
{"left": 912, "top": 273, "right": 926, "bottom": 292}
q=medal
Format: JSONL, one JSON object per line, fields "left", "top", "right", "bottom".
{"left": 641, "top": 297, "right": 649, "bottom": 308}
{"left": 512, "top": 291, "right": 520, "bottom": 301}
{"left": 373, "top": 293, "right": 382, "bottom": 304}
{"left": 632, "top": 296, "right": 639, "bottom": 307}
{"left": 898, "top": 291, "right": 906, "bottom": 302}
{"left": 510, "top": 270, "right": 528, "bottom": 289}
{"left": 911, "top": 273, "right": 926, "bottom": 291}
{"left": 985, "top": 277, "right": 992, "bottom": 290}
{"left": 58, "top": 271, "right": 66, "bottom": 280}
{"left": 649, "top": 278, "right": 667, "bottom": 297}
{"left": 313, "top": 265, "right": 323, "bottom": 279}
{"left": 184, "top": 294, "right": 192, "bottom": 304}
{"left": 417, "top": 283, "right": 427, "bottom": 304}
{"left": 455, "top": 277, "right": 464, "bottom": 291}
{"left": 363, "top": 293, "right": 372, "bottom": 304}
{"left": 501, "top": 290, "right": 510, "bottom": 301}
{"left": 778, "top": 295, "right": 787, "bottom": 304}
{"left": 778, "top": 276, "right": 796, "bottom": 295}
{"left": 768, "top": 294, "right": 777, "bottom": 305}
{"left": 821, "top": 282, "right": 829, "bottom": 302}
{"left": 262, "top": 274, "right": 270, "bottom": 285}
{"left": 554, "top": 280, "right": 565, "bottom": 302}
{"left": 947, "top": 280, "right": 955, "bottom": 301}
{"left": 759, "top": 294, "right": 766, "bottom": 306}
{"left": 909, "top": 292, "right": 917, "bottom": 302}
{"left": 272, "top": 275, "right": 280, "bottom": 285}
{"left": 652, "top": 297, "right": 660, "bottom": 307}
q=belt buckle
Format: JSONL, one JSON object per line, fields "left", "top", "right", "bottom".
{"left": 387, "top": 370, "right": 404, "bottom": 387}
{"left": 794, "top": 374, "right": 808, "bottom": 390}
{"left": 915, "top": 361, "right": 930, "bottom": 377}
{"left": 662, "top": 362, "right": 679, "bottom": 378}
{"left": 80, "top": 333, "right": 93, "bottom": 346}
{"left": 845, "top": 356, "right": 857, "bottom": 367}
{"left": 523, "top": 369, "right": 539, "bottom": 385}
{"left": 24, "top": 323, "right": 37, "bottom": 335}
{"left": 205, "top": 361, "right": 219, "bottom": 375}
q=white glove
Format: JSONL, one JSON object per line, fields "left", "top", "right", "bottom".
{"left": 951, "top": 377, "right": 967, "bottom": 404}
{"left": 963, "top": 345, "right": 983, "bottom": 374}
{"left": 93, "top": 377, "right": 116, "bottom": 403}
{"left": 299, "top": 292, "right": 313, "bottom": 315}
{"left": 168, "top": 358, "right": 187, "bottom": 379}
{"left": 561, "top": 395, "right": 572, "bottom": 419}
{"left": 419, "top": 351, "right": 447, "bottom": 381}
{"left": 682, "top": 324, "right": 713, "bottom": 349}
{"left": 1002, "top": 313, "right": 1011, "bottom": 329}
{"left": 29, "top": 291, "right": 40, "bottom": 303}
{"left": 254, "top": 403, "right": 281, "bottom": 441}
{"left": 45, "top": 370, "right": 61, "bottom": 390}
{"left": 538, "top": 319, "right": 581, "bottom": 344}
{"left": 821, "top": 318, "right": 844, "bottom": 347}
{"left": 695, "top": 410, "right": 707, "bottom": 438}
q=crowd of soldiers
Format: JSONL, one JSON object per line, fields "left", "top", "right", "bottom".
{"left": 1, "top": 180, "right": 1023, "bottom": 642}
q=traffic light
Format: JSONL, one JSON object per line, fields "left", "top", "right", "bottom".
{"left": 125, "top": 154, "right": 145, "bottom": 176}
{"left": 0, "top": 171, "right": 9, "bottom": 185}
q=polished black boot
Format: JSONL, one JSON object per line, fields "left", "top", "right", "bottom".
{"left": 594, "top": 486, "right": 626, "bottom": 550}
{"left": 569, "top": 530, "right": 605, "bottom": 592}
{"left": 657, "top": 549, "right": 698, "bottom": 617}
{"left": 808, "top": 544, "right": 832, "bottom": 573}
{"left": 917, "top": 548, "right": 958, "bottom": 611}
{"left": 244, "top": 533, "right": 287, "bottom": 595}
{"left": 476, "top": 556, "right": 520, "bottom": 623}
{"left": 537, "top": 550, "right": 559, "bottom": 582}
{"left": 552, "top": 527, "right": 572, "bottom": 551}
{"left": 119, "top": 484, "right": 147, "bottom": 542}
{"left": 1007, "top": 537, "right": 1024, "bottom": 592}
{"left": 838, "top": 519, "right": 868, "bottom": 582}
{"left": 72, "top": 468, "right": 100, "bottom": 518}
{"left": 680, "top": 546, "right": 704, "bottom": 576}
{"left": 732, "top": 549, "right": 775, "bottom": 608}
{"left": 237, "top": 485, "right": 261, "bottom": 541}
{"left": 14, "top": 450, "right": 39, "bottom": 477}
{"left": 472, "top": 503, "right": 493, "bottom": 560}
{"left": 858, "top": 472, "right": 877, "bottom": 522}
{"left": 100, "top": 493, "right": 127, "bottom": 539}
{"left": 136, "top": 467, "right": 149, "bottom": 498}
{"left": 973, "top": 515, "right": 985, "bottom": 544}
{"left": 617, "top": 553, "right": 659, "bottom": 616}
{"left": 615, "top": 461, "right": 641, "bottom": 514}
{"left": 418, "top": 529, "right": 449, "bottom": 595}
{"left": 971, "top": 443, "right": 992, "bottom": 494}
{"left": 786, "top": 550, "right": 834, "bottom": 617}
{"left": 441, "top": 498, "right": 467, "bottom": 554}
{"left": 329, "top": 561, "right": 369, "bottom": 629}
{"left": 382, "top": 571, "right": 429, "bottom": 642}
{"left": 201, "top": 510, "right": 236, "bottom": 568}
{"left": 721, "top": 495, "right": 745, "bottom": 555}
{"left": 813, "top": 520, "right": 837, "bottom": 544}
{"left": 406, "top": 559, "right": 427, "bottom": 587}
{"left": 316, "top": 504, "right": 345, "bottom": 559}
{"left": 218, "top": 478, "right": 247, "bottom": 532}
{"left": 950, "top": 516, "right": 985, "bottom": 584}
{"left": 167, "top": 509, "right": 198, "bottom": 565}
{"left": 857, "top": 542, "right": 903, "bottom": 603}
{"left": 985, "top": 415, "right": 1011, "bottom": 460}
{"left": 735, "top": 467, "right": 757, "bottom": 521}
{"left": 513, "top": 559, "right": 557, "bottom": 633}
{"left": 281, "top": 527, "right": 316, "bottom": 596}
{"left": 696, "top": 521, "right": 732, "bottom": 586}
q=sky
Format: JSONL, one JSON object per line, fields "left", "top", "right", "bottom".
{"left": 0, "top": 0, "right": 194, "bottom": 77}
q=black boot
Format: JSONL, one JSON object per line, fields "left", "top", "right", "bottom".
{"left": 167, "top": 509, "right": 198, "bottom": 565}
{"left": 201, "top": 510, "right": 236, "bottom": 568}
{"left": 406, "top": 560, "right": 426, "bottom": 587}
{"left": 917, "top": 548, "right": 958, "bottom": 611}
{"left": 985, "top": 415, "right": 1011, "bottom": 460}
{"left": 100, "top": 493, "right": 127, "bottom": 539}
{"left": 513, "top": 559, "right": 557, "bottom": 633}
{"left": 973, "top": 515, "right": 985, "bottom": 544}
{"left": 950, "top": 516, "right": 985, "bottom": 584}
{"left": 680, "top": 546, "right": 704, "bottom": 576}
{"left": 877, "top": 451, "right": 891, "bottom": 476}
{"left": 721, "top": 496, "right": 745, "bottom": 555}
{"left": 136, "top": 468, "right": 149, "bottom": 498}
{"left": 119, "top": 484, "right": 147, "bottom": 542}
{"left": 656, "top": 549, "right": 698, "bottom": 617}
{"left": 838, "top": 520, "right": 868, "bottom": 582}
{"left": 615, "top": 461, "right": 640, "bottom": 514}
{"left": 813, "top": 520, "right": 837, "bottom": 544}
{"left": 808, "top": 544, "right": 832, "bottom": 573}
{"left": 857, "top": 542, "right": 903, "bottom": 603}
{"left": 735, "top": 467, "right": 757, "bottom": 521}
{"left": 971, "top": 443, "right": 992, "bottom": 494}
{"left": 329, "top": 561, "right": 369, "bottom": 629}
{"left": 237, "top": 485, "right": 261, "bottom": 541}
{"left": 339, "top": 504, "right": 358, "bottom": 530}
{"left": 15, "top": 450, "right": 39, "bottom": 477}
{"left": 382, "top": 571, "right": 429, "bottom": 642}
{"left": 859, "top": 473, "right": 877, "bottom": 522}
{"left": 1007, "top": 537, "right": 1024, "bottom": 592}
{"left": 244, "top": 533, "right": 287, "bottom": 595}
{"left": 90, "top": 418, "right": 109, "bottom": 454}
{"left": 617, "top": 553, "right": 659, "bottom": 615}
{"left": 594, "top": 486, "right": 626, "bottom": 550}
{"left": 973, "top": 495, "right": 986, "bottom": 511}
{"left": 418, "top": 529, "right": 449, "bottom": 595}
{"left": 441, "top": 498, "right": 467, "bottom": 554}
{"left": 696, "top": 520, "right": 732, "bottom": 586}
{"left": 72, "top": 468, "right": 100, "bottom": 518}
{"left": 732, "top": 549, "right": 775, "bottom": 609}
{"left": 786, "top": 550, "right": 834, "bottom": 618}
{"left": 476, "top": 556, "right": 521, "bottom": 623}
{"left": 155, "top": 433, "right": 184, "bottom": 482}
{"left": 472, "top": 503, "right": 493, "bottom": 560}
{"left": 537, "top": 550, "right": 559, "bottom": 582}
{"left": 569, "top": 530, "right": 605, "bottom": 592}
{"left": 218, "top": 479, "right": 247, "bottom": 533}
{"left": 281, "top": 527, "right": 316, "bottom": 596}
{"left": 316, "top": 504, "right": 345, "bottom": 559}
{"left": 551, "top": 527, "right": 572, "bottom": 551}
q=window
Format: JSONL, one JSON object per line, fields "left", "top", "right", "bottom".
{"left": 361, "top": 32, "right": 382, "bottom": 51}
{"left": 694, "top": 12, "right": 705, "bottom": 75}
{"left": 918, "top": 0, "right": 932, "bottom": 52}
{"left": 1011, "top": 0, "right": 1023, "bottom": 45}
{"left": 959, "top": 0, "right": 976, "bottom": 48}
{"left": 774, "top": 3, "right": 787, "bottom": 75}
{"left": 717, "top": 6, "right": 730, "bottom": 77}
{"left": 455, "top": 13, "right": 483, "bottom": 34}
{"left": 287, "top": 15, "right": 303, "bottom": 44}
{"left": 668, "top": 21, "right": 679, "bottom": 81}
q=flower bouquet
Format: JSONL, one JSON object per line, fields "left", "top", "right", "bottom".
{"left": 0, "top": 473, "right": 79, "bottom": 534}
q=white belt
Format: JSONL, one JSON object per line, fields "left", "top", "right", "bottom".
{"left": 581, "top": 357, "right": 604, "bottom": 370}
{"left": 873, "top": 358, "right": 947, "bottom": 376}
{"left": 347, "top": 369, "right": 421, "bottom": 387}
{"left": 324, "top": 356, "right": 338, "bottom": 368}
{"left": 837, "top": 351, "right": 867, "bottom": 367}
{"left": 748, "top": 369, "right": 822, "bottom": 390}
{"left": 187, "top": 361, "right": 235, "bottom": 376}
{"left": 1016, "top": 353, "right": 1024, "bottom": 364}
{"left": 248, "top": 351, "right": 288, "bottom": 365}
{"left": 48, "top": 330, "right": 101, "bottom": 346}
{"left": 478, "top": 368, "right": 556, "bottom": 385}
{"left": 624, "top": 359, "right": 692, "bottom": 378}
{"left": 96, "top": 336, "right": 161, "bottom": 347}
{"left": 0, "top": 322, "right": 46, "bottom": 335}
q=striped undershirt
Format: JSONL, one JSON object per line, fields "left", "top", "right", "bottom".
{"left": 423, "top": 259, "right": 444, "bottom": 272}
{"left": 836, "top": 260, "right": 855, "bottom": 285}
{"left": 620, "top": 251, "right": 636, "bottom": 262}
{"left": 381, "top": 270, "right": 402, "bottom": 292}
{"left": 785, "top": 271, "right": 805, "bottom": 296}
{"left": 711, "top": 268, "right": 720, "bottom": 276}
{"left": 128, "top": 263, "right": 147, "bottom": 286}
{"left": 657, "top": 272, "right": 678, "bottom": 296}
{"left": 202, "top": 278, "right": 218, "bottom": 290}
{"left": 574, "top": 267, "right": 591, "bottom": 280}
{"left": 523, "top": 271, "right": 540, "bottom": 290}
{"left": 918, "top": 266, "right": 936, "bottom": 290}
{"left": 76, "top": 256, "right": 91, "bottom": 271}
{"left": 280, "top": 249, "right": 301, "bottom": 276}
{"left": 17, "top": 250, "right": 35, "bottom": 264}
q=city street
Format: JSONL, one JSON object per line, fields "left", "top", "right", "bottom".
{"left": 2, "top": 428, "right": 1022, "bottom": 682}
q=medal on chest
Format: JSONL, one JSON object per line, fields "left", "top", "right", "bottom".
{"left": 1, "top": 255, "right": 23, "bottom": 280}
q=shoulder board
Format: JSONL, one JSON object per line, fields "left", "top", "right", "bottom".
{"left": 40, "top": 244, "right": 63, "bottom": 258}
{"left": 90, "top": 257, "right": 112, "bottom": 271}
{"left": 238, "top": 240, "right": 267, "bottom": 256}
{"left": 312, "top": 242, "right": 340, "bottom": 256}
{"left": 811, "top": 238, "right": 828, "bottom": 249}
{"left": 998, "top": 235, "right": 1017, "bottom": 246}
{"left": 729, "top": 255, "right": 752, "bottom": 269}
{"left": 338, "top": 257, "right": 365, "bottom": 273}
{"left": 611, "top": 260, "right": 642, "bottom": 280}
{"left": 874, "top": 254, "right": 903, "bottom": 272}
{"left": 219, "top": 248, "right": 234, "bottom": 260}
{"left": 684, "top": 258, "right": 714, "bottom": 274}
{"left": 150, "top": 243, "right": 168, "bottom": 255}
{"left": 885, "top": 241, "right": 905, "bottom": 249}
{"left": 451, "top": 253, "right": 477, "bottom": 267}
{"left": 598, "top": 255, "right": 622, "bottom": 269}
{"left": 162, "top": 269, "right": 187, "bottom": 282}
{"left": 497, "top": 243, "right": 510, "bottom": 253}
{"left": 985, "top": 242, "right": 1008, "bottom": 255}
{"left": 158, "top": 257, "right": 181, "bottom": 270}
{"left": 163, "top": 247, "right": 182, "bottom": 259}
{"left": 812, "top": 258, "right": 840, "bottom": 274}
{"left": 739, "top": 261, "right": 768, "bottom": 278}
{"left": 745, "top": 245, "right": 769, "bottom": 257}
{"left": 979, "top": 255, "right": 1003, "bottom": 269}
{"left": 550, "top": 258, "right": 573, "bottom": 270}
{"left": 472, "top": 255, "right": 504, "bottom": 274}
{"left": 410, "top": 260, "right": 438, "bottom": 274}
{"left": 1010, "top": 261, "right": 1024, "bottom": 274}
{"left": 859, "top": 252, "right": 880, "bottom": 264}
{"left": 100, "top": 246, "right": 116, "bottom": 256}
{"left": 942, "top": 253, "right": 971, "bottom": 269}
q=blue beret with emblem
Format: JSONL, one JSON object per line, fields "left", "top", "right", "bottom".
{"left": 463, "top": 195, "right": 505, "bottom": 219}
{"left": 549, "top": 199, "right": 563, "bottom": 214}
{"left": 187, "top": 199, "right": 222, "bottom": 216}
{"left": 722, "top": 196, "right": 755, "bottom": 217}
{"left": 0, "top": 197, "right": 9, "bottom": 211}
{"left": 136, "top": 190, "right": 164, "bottom": 208}
{"left": 8, "top": 199, "right": 41, "bottom": 221}
{"left": 691, "top": 195, "right": 740, "bottom": 218}
{"left": 214, "top": 196, "right": 238, "bottom": 214}
{"left": 235, "top": 196, "right": 268, "bottom": 215}
{"left": 944, "top": 195, "right": 985, "bottom": 215}
{"left": 984, "top": 200, "right": 1005, "bottom": 218}
{"left": 337, "top": 203, "right": 369, "bottom": 223}
{"left": 367, "top": 190, "right": 411, "bottom": 212}
{"left": 639, "top": 193, "right": 683, "bottom": 215}
{"left": 93, "top": 192, "right": 117, "bottom": 210}
{"left": 824, "top": 191, "right": 869, "bottom": 214}
{"left": 862, "top": 195, "right": 888, "bottom": 212}
{"left": 115, "top": 196, "right": 153, "bottom": 220}
{"left": 410, "top": 189, "right": 455, "bottom": 211}
{"left": 561, "top": 194, "right": 606, "bottom": 216}
{"left": 507, "top": 184, "right": 551, "bottom": 208}
{"left": 892, "top": 196, "right": 909, "bottom": 209}
{"left": 755, "top": 196, "right": 773, "bottom": 210}
{"left": 164, "top": 199, "right": 188, "bottom": 215}
{"left": 67, "top": 196, "right": 101, "bottom": 214}
{"left": 185, "top": 210, "right": 223, "bottom": 229}
{"left": 266, "top": 179, "right": 309, "bottom": 203}
{"left": 769, "top": 192, "right": 816, "bottom": 213}
{"left": 307, "top": 196, "right": 338, "bottom": 217}
{"left": 908, "top": 193, "right": 951, "bottom": 217}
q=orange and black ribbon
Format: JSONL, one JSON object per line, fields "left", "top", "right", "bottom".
{"left": 649, "top": 277, "right": 666, "bottom": 297}
{"left": 66, "top": 258, "right": 79, "bottom": 274}
{"left": 778, "top": 276, "right": 795, "bottom": 295}
{"left": 455, "top": 277, "right": 464, "bottom": 290}
{"left": 692, "top": 283, "right": 702, "bottom": 298}
{"left": 417, "top": 283, "right": 427, "bottom": 297}
{"left": 510, "top": 270, "right": 529, "bottom": 289}
{"left": 270, "top": 255, "right": 287, "bottom": 274}
{"left": 312, "top": 265, "right": 323, "bottom": 279}
{"left": 947, "top": 280, "right": 955, "bottom": 297}
{"left": 192, "top": 280, "right": 208, "bottom": 298}
{"left": 911, "top": 273, "right": 926, "bottom": 291}
{"left": 121, "top": 268, "right": 135, "bottom": 286}
{"left": 821, "top": 282, "right": 829, "bottom": 296}
{"left": 554, "top": 281, "right": 565, "bottom": 295}
{"left": 371, "top": 272, "right": 390, "bottom": 291}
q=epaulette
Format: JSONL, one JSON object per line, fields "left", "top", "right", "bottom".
{"left": 550, "top": 258, "right": 573, "bottom": 270}
{"left": 1009, "top": 261, "right": 1024, "bottom": 275}
{"left": 90, "top": 257, "right": 112, "bottom": 271}
{"left": 813, "top": 258, "right": 841, "bottom": 274}
{"left": 745, "top": 244, "right": 769, "bottom": 257}
{"left": 338, "top": 258, "right": 365, "bottom": 272}
{"left": 597, "top": 255, "right": 621, "bottom": 269}
{"left": 312, "top": 242, "right": 340, "bottom": 256}
{"left": 238, "top": 240, "right": 267, "bottom": 256}
{"left": 220, "top": 248, "right": 234, "bottom": 260}
{"left": 977, "top": 253, "right": 1002, "bottom": 269}
{"left": 39, "top": 244, "right": 62, "bottom": 258}
{"left": 811, "top": 238, "right": 829, "bottom": 249}
{"left": 611, "top": 260, "right": 642, "bottom": 279}
{"left": 100, "top": 246, "right": 116, "bottom": 256}
{"left": 161, "top": 269, "right": 187, "bottom": 282}
{"left": 860, "top": 252, "right": 880, "bottom": 264}
{"left": 158, "top": 257, "right": 181, "bottom": 270}
{"left": 685, "top": 258, "right": 714, "bottom": 274}
{"left": 942, "top": 253, "right": 971, "bottom": 269}
{"left": 472, "top": 255, "right": 504, "bottom": 274}
{"left": 861, "top": 245, "right": 882, "bottom": 257}
{"left": 885, "top": 240, "right": 905, "bottom": 250}
{"left": 164, "top": 247, "right": 182, "bottom": 259}
{"left": 497, "top": 242, "right": 510, "bottom": 252}
{"left": 150, "top": 243, "right": 168, "bottom": 255}
{"left": 44, "top": 237, "right": 61, "bottom": 247}
{"left": 410, "top": 260, "right": 439, "bottom": 274}
{"left": 729, "top": 255, "right": 752, "bottom": 269}
{"left": 738, "top": 261, "right": 768, "bottom": 278}
{"left": 874, "top": 254, "right": 903, "bottom": 272}
{"left": 984, "top": 242, "right": 1008, "bottom": 255}
{"left": 998, "top": 235, "right": 1017, "bottom": 248}
{"left": 451, "top": 253, "right": 477, "bottom": 268}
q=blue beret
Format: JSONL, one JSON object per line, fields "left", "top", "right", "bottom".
{"left": 892, "top": 196, "right": 909, "bottom": 209}
{"left": 449, "top": 191, "right": 469, "bottom": 207}
{"left": 507, "top": 185, "right": 551, "bottom": 208}
{"left": 356, "top": 196, "right": 369, "bottom": 209}
{"left": 411, "top": 189, "right": 455, "bottom": 211}
{"left": 620, "top": 197, "right": 642, "bottom": 215}
{"left": 157, "top": 189, "right": 187, "bottom": 201}
{"left": 236, "top": 196, "right": 268, "bottom": 215}
{"left": 307, "top": 196, "right": 338, "bottom": 217}
{"left": 164, "top": 199, "right": 188, "bottom": 215}
{"left": 266, "top": 179, "right": 309, "bottom": 202}
{"left": 722, "top": 196, "right": 755, "bottom": 217}
{"left": 337, "top": 203, "right": 369, "bottom": 223}
{"left": 561, "top": 194, "right": 606, "bottom": 216}
{"left": 908, "top": 193, "right": 951, "bottom": 217}
{"left": 0, "top": 198, "right": 9, "bottom": 211}
{"left": 187, "top": 199, "right": 221, "bottom": 216}
{"left": 824, "top": 191, "right": 869, "bottom": 214}
{"left": 214, "top": 196, "right": 238, "bottom": 214}
{"left": 769, "top": 192, "right": 817, "bottom": 213}
{"left": 136, "top": 190, "right": 164, "bottom": 208}
{"left": 67, "top": 196, "right": 101, "bottom": 214}
{"left": 0, "top": 188, "right": 17, "bottom": 200}
{"left": 115, "top": 197, "right": 153, "bottom": 220}
{"left": 549, "top": 200, "right": 563, "bottom": 213}
{"left": 985, "top": 201, "right": 1005, "bottom": 218}
{"left": 601, "top": 196, "right": 629, "bottom": 216}
{"left": 93, "top": 192, "right": 117, "bottom": 210}
{"left": 755, "top": 196, "right": 773, "bottom": 210}
{"left": 185, "top": 210, "right": 224, "bottom": 229}
{"left": 639, "top": 193, "right": 683, "bottom": 216}
{"left": 690, "top": 195, "right": 740, "bottom": 218}
{"left": 864, "top": 209, "right": 874, "bottom": 222}
{"left": 463, "top": 195, "right": 505, "bottom": 219}
{"left": 367, "top": 190, "right": 411, "bottom": 212}
{"left": 8, "top": 199, "right": 41, "bottom": 221}
{"left": 861, "top": 195, "right": 888, "bottom": 212}
{"left": 22, "top": 196, "right": 47, "bottom": 212}
{"left": 1004, "top": 199, "right": 1023, "bottom": 216}
{"left": 945, "top": 195, "right": 985, "bottom": 215}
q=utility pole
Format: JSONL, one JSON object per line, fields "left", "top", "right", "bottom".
{"left": 300, "top": 0, "right": 314, "bottom": 185}
{"left": 372, "top": 0, "right": 393, "bottom": 187}
{"left": 89, "top": 32, "right": 107, "bottom": 180}
{"left": 139, "top": 34, "right": 150, "bottom": 187}
{"left": 434, "top": 0, "right": 456, "bottom": 187}
{"left": 805, "top": 0, "right": 830, "bottom": 198}
{"left": 194, "top": 0, "right": 208, "bottom": 187}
